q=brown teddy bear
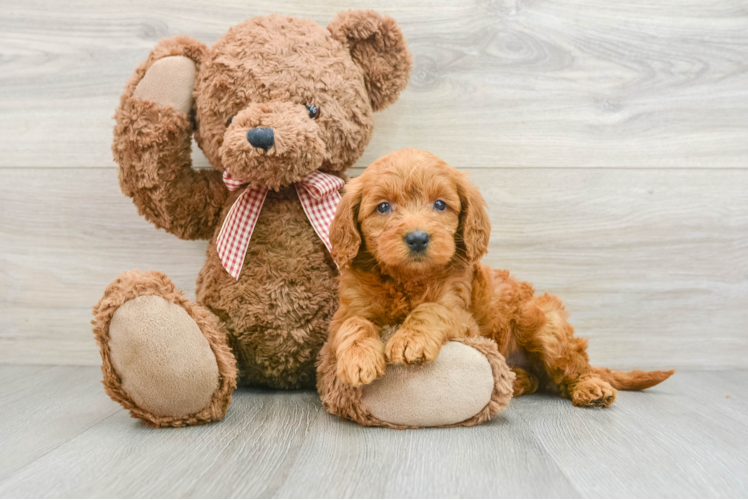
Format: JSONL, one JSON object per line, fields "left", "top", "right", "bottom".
{"left": 91, "top": 11, "right": 412, "bottom": 427}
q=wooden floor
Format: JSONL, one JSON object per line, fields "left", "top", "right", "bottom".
{"left": 0, "top": 365, "right": 745, "bottom": 498}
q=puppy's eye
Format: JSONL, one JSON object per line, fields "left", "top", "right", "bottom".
{"left": 306, "top": 104, "right": 320, "bottom": 119}
{"left": 376, "top": 202, "right": 391, "bottom": 215}
{"left": 226, "top": 116, "right": 234, "bottom": 127}
{"left": 434, "top": 200, "right": 447, "bottom": 211}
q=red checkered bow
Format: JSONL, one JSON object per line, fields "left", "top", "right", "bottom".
{"left": 216, "top": 170, "right": 345, "bottom": 279}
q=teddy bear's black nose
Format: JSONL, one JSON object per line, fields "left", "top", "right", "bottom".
{"left": 246, "top": 127, "right": 274, "bottom": 151}
{"left": 404, "top": 230, "right": 430, "bottom": 253}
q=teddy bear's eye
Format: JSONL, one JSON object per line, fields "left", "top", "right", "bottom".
{"left": 226, "top": 116, "right": 234, "bottom": 127}
{"left": 306, "top": 105, "right": 320, "bottom": 119}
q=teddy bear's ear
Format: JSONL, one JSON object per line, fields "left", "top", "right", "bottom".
{"left": 328, "top": 10, "right": 412, "bottom": 112}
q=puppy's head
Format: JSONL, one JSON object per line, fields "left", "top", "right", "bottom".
{"left": 330, "top": 148, "right": 490, "bottom": 277}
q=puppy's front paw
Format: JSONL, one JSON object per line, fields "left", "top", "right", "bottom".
{"left": 336, "top": 340, "right": 386, "bottom": 388}
{"left": 385, "top": 327, "right": 441, "bottom": 365}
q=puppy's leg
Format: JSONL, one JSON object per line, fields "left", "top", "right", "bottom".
{"left": 514, "top": 293, "right": 617, "bottom": 408}
{"left": 386, "top": 304, "right": 476, "bottom": 365}
{"left": 510, "top": 366, "right": 539, "bottom": 397}
{"left": 334, "top": 317, "right": 386, "bottom": 388}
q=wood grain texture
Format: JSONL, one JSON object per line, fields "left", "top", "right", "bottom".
{"left": 0, "top": 366, "right": 745, "bottom": 498}
{"left": 0, "top": 365, "right": 119, "bottom": 481}
{"left": 515, "top": 372, "right": 748, "bottom": 497}
{"left": 1, "top": 168, "right": 746, "bottom": 368}
{"left": 273, "top": 406, "right": 578, "bottom": 498}
{"left": 0, "top": 0, "right": 747, "bottom": 168}
{"left": 0, "top": 385, "right": 322, "bottom": 498}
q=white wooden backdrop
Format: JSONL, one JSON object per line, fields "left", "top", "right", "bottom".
{"left": 1, "top": 0, "right": 746, "bottom": 368}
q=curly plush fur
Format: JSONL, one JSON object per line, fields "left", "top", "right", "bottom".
{"left": 317, "top": 149, "right": 674, "bottom": 419}
{"left": 97, "top": 11, "right": 412, "bottom": 426}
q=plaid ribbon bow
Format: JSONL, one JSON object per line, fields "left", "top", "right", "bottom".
{"left": 216, "top": 170, "right": 345, "bottom": 279}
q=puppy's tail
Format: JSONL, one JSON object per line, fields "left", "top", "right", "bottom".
{"left": 591, "top": 366, "right": 675, "bottom": 391}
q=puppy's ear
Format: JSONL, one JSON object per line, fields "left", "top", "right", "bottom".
{"left": 328, "top": 10, "right": 412, "bottom": 112}
{"left": 330, "top": 177, "right": 364, "bottom": 268}
{"left": 457, "top": 173, "right": 491, "bottom": 262}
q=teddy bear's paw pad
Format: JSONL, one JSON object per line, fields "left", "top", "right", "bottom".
{"left": 133, "top": 56, "right": 196, "bottom": 114}
{"left": 108, "top": 295, "right": 220, "bottom": 418}
{"left": 361, "top": 341, "right": 494, "bottom": 427}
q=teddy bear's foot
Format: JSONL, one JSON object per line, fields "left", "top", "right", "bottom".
{"left": 92, "top": 270, "right": 237, "bottom": 427}
{"left": 318, "top": 337, "right": 515, "bottom": 429}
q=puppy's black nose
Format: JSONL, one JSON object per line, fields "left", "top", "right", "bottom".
{"left": 404, "top": 230, "right": 430, "bottom": 253}
{"left": 246, "top": 127, "right": 274, "bottom": 150}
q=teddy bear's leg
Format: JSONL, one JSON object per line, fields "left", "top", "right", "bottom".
{"left": 92, "top": 270, "right": 237, "bottom": 427}
{"left": 317, "top": 337, "right": 514, "bottom": 429}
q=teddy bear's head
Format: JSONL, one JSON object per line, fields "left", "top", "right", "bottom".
{"left": 185, "top": 11, "right": 411, "bottom": 190}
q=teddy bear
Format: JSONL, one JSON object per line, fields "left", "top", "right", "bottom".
{"left": 91, "top": 10, "right": 412, "bottom": 427}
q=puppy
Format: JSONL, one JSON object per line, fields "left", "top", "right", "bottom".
{"left": 327, "top": 148, "right": 674, "bottom": 408}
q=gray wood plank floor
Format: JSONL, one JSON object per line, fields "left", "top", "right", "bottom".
{"left": 0, "top": 365, "right": 745, "bottom": 498}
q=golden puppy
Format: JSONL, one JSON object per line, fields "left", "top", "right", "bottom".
{"left": 327, "top": 148, "right": 674, "bottom": 408}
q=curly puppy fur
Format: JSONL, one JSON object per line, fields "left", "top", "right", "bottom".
{"left": 105, "top": 11, "right": 411, "bottom": 424}
{"left": 317, "top": 148, "right": 675, "bottom": 418}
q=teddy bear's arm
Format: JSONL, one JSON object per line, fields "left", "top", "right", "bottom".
{"left": 112, "top": 37, "right": 228, "bottom": 241}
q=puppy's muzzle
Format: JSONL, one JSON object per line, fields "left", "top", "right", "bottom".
{"left": 404, "top": 230, "right": 430, "bottom": 253}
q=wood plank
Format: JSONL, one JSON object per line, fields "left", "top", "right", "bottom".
{"left": 664, "top": 370, "right": 748, "bottom": 436}
{"left": 0, "top": 365, "right": 120, "bottom": 481}
{"left": 1, "top": 0, "right": 747, "bottom": 168}
{"left": 514, "top": 372, "right": 748, "bottom": 498}
{"left": 0, "top": 386, "right": 322, "bottom": 498}
{"left": 273, "top": 403, "right": 578, "bottom": 498}
{"left": 1, "top": 168, "right": 746, "bottom": 368}
{"left": 483, "top": 167, "right": 748, "bottom": 370}
{"left": 1, "top": 365, "right": 746, "bottom": 498}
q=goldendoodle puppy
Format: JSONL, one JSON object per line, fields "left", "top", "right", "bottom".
{"left": 326, "top": 148, "right": 674, "bottom": 409}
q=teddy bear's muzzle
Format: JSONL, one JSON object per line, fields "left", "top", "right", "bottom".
{"left": 219, "top": 102, "right": 328, "bottom": 190}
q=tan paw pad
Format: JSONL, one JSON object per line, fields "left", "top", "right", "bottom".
{"left": 109, "top": 295, "right": 220, "bottom": 418}
{"left": 362, "top": 342, "right": 494, "bottom": 427}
